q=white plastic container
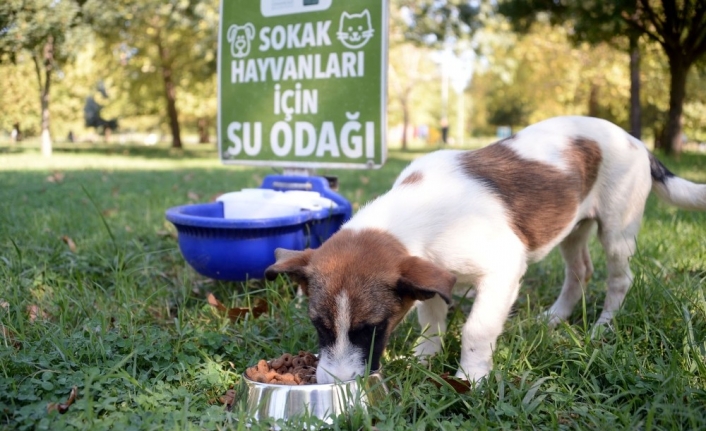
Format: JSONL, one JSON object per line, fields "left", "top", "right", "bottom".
{"left": 216, "top": 189, "right": 336, "bottom": 220}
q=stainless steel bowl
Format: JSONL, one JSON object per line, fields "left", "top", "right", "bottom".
{"left": 240, "top": 371, "right": 387, "bottom": 425}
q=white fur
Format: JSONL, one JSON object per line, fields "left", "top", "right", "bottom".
{"left": 316, "top": 293, "right": 365, "bottom": 384}
{"left": 335, "top": 116, "right": 706, "bottom": 383}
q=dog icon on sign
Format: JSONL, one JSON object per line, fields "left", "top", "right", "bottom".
{"left": 227, "top": 23, "right": 256, "bottom": 58}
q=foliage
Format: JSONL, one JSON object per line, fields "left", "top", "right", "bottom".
{"left": 0, "top": 142, "right": 705, "bottom": 429}
{"left": 1, "top": 1, "right": 706, "bottom": 147}
{"left": 82, "top": 0, "right": 219, "bottom": 148}
{"left": 0, "top": 59, "right": 39, "bottom": 136}
{"left": 496, "top": 0, "right": 706, "bottom": 153}
{"left": 473, "top": 19, "right": 633, "bottom": 134}
{"left": 398, "top": 0, "right": 483, "bottom": 47}
{"left": 0, "top": 0, "right": 89, "bottom": 153}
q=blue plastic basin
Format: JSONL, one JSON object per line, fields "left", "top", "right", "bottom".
{"left": 165, "top": 175, "right": 351, "bottom": 281}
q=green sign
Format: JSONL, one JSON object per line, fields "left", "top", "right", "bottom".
{"left": 218, "top": 0, "right": 388, "bottom": 169}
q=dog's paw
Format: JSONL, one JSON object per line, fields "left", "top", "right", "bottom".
{"left": 539, "top": 310, "right": 564, "bottom": 328}
{"left": 413, "top": 337, "right": 442, "bottom": 361}
{"left": 454, "top": 366, "right": 489, "bottom": 383}
{"left": 590, "top": 322, "right": 614, "bottom": 339}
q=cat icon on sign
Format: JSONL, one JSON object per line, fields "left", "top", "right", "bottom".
{"left": 337, "top": 10, "right": 374, "bottom": 49}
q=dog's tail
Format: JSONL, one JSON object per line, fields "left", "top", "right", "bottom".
{"left": 649, "top": 153, "right": 706, "bottom": 211}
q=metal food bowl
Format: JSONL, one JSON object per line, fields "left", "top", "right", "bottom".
{"left": 240, "top": 371, "right": 387, "bottom": 425}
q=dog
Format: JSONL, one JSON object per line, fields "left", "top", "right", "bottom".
{"left": 265, "top": 116, "right": 706, "bottom": 384}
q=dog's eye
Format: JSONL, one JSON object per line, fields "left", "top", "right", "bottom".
{"left": 348, "top": 321, "right": 387, "bottom": 348}
{"left": 313, "top": 318, "right": 335, "bottom": 347}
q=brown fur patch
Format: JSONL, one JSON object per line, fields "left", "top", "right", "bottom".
{"left": 564, "top": 137, "right": 603, "bottom": 198}
{"left": 305, "top": 229, "right": 453, "bottom": 341}
{"left": 307, "top": 229, "right": 409, "bottom": 335}
{"left": 399, "top": 171, "right": 423, "bottom": 186}
{"left": 459, "top": 137, "right": 602, "bottom": 250}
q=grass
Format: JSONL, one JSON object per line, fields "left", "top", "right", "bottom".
{"left": 0, "top": 140, "right": 705, "bottom": 430}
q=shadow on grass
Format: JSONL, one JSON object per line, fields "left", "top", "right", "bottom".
{"left": 0, "top": 145, "right": 25, "bottom": 154}
{"left": 0, "top": 142, "right": 220, "bottom": 159}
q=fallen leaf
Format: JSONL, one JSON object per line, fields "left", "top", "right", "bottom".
{"left": 124, "top": 225, "right": 133, "bottom": 233}
{"left": 101, "top": 208, "right": 118, "bottom": 217}
{"left": 157, "top": 222, "right": 178, "bottom": 240}
{"left": 61, "top": 236, "right": 77, "bottom": 253}
{"left": 46, "top": 172, "right": 65, "bottom": 183}
{"left": 27, "top": 304, "right": 48, "bottom": 323}
{"left": 47, "top": 386, "right": 78, "bottom": 414}
{"left": 183, "top": 174, "right": 194, "bottom": 182}
{"left": 0, "top": 299, "right": 8, "bottom": 310}
{"left": 206, "top": 293, "right": 227, "bottom": 312}
{"left": 187, "top": 191, "right": 200, "bottom": 201}
{"left": 219, "top": 389, "right": 237, "bottom": 411}
{"left": 428, "top": 372, "right": 471, "bottom": 394}
{"left": 206, "top": 293, "right": 268, "bottom": 322}
{"left": 0, "top": 324, "right": 21, "bottom": 349}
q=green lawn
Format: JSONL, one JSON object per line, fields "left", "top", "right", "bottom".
{"left": 1, "top": 141, "right": 705, "bottom": 430}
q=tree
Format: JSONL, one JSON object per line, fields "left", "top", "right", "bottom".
{"left": 392, "top": 1, "right": 484, "bottom": 148}
{"left": 387, "top": 1, "right": 438, "bottom": 150}
{"left": 400, "top": 0, "right": 483, "bottom": 46}
{"left": 498, "top": 0, "right": 706, "bottom": 154}
{"left": 0, "top": 0, "right": 86, "bottom": 156}
{"left": 468, "top": 15, "right": 639, "bottom": 137}
{"left": 622, "top": 0, "right": 706, "bottom": 153}
{"left": 84, "top": 0, "right": 218, "bottom": 149}
{"left": 497, "top": 0, "right": 644, "bottom": 139}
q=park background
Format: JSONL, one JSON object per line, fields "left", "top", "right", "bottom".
{"left": 1, "top": 1, "right": 706, "bottom": 430}
{"left": 2, "top": 0, "right": 706, "bottom": 154}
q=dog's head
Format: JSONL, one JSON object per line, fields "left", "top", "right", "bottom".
{"left": 265, "top": 229, "right": 456, "bottom": 384}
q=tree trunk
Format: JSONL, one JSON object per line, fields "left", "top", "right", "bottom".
{"left": 402, "top": 102, "right": 409, "bottom": 151}
{"left": 198, "top": 118, "right": 210, "bottom": 144}
{"left": 157, "top": 35, "right": 182, "bottom": 149}
{"left": 629, "top": 35, "right": 641, "bottom": 140}
{"left": 663, "top": 53, "right": 690, "bottom": 155}
{"left": 588, "top": 83, "right": 599, "bottom": 117}
{"left": 34, "top": 37, "right": 54, "bottom": 157}
{"left": 400, "top": 94, "right": 410, "bottom": 151}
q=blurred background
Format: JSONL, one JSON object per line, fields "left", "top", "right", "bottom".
{"left": 1, "top": 0, "right": 705, "bottom": 156}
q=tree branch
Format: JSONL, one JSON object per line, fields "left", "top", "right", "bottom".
{"left": 660, "top": 0, "right": 679, "bottom": 39}
{"left": 637, "top": 0, "right": 668, "bottom": 43}
{"left": 622, "top": 11, "right": 664, "bottom": 47}
{"left": 31, "top": 51, "right": 44, "bottom": 97}
{"left": 684, "top": 0, "right": 706, "bottom": 57}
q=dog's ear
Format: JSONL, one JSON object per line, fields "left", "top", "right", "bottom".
{"left": 265, "top": 248, "right": 314, "bottom": 291}
{"left": 243, "top": 23, "right": 255, "bottom": 40}
{"left": 396, "top": 256, "right": 455, "bottom": 304}
{"left": 227, "top": 25, "right": 238, "bottom": 43}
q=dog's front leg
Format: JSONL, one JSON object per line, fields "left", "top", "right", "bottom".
{"left": 456, "top": 270, "right": 523, "bottom": 382}
{"left": 413, "top": 294, "right": 448, "bottom": 360}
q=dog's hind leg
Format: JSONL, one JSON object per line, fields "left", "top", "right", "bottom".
{"left": 545, "top": 219, "right": 596, "bottom": 326}
{"left": 594, "top": 218, "right": 642, "bottom": 327}
{"left": 413, "top": 294, "right": 448, "bottom": 360}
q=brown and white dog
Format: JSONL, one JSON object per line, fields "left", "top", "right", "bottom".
{"left": 265, "top": 116, "right": 706, "bottom": 384}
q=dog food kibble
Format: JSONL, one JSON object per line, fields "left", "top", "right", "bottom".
{"left": 245, "top": 351, "right": 319, "bottom": 385}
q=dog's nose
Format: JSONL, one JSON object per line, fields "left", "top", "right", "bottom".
{"left": 316, "top": 364, "right": 361, "bottom": 384}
